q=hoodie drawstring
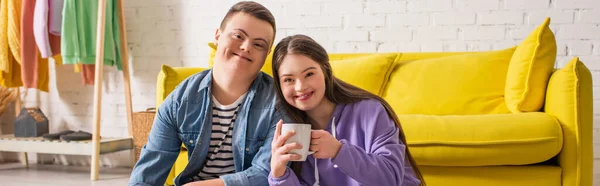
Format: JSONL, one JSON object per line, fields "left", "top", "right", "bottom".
{"left": 313, "top": 117, "right": 336, "bottom": 186}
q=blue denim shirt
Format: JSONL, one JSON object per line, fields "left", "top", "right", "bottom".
{"left": 129, "top": 69, "right": 281, "bottom": 186}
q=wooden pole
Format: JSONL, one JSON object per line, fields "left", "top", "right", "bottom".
{"left": 116, "top": 0, "right": 135, "bottom": 167}
{"left": 91, "top": 0, "right": 107, "bottom": 181}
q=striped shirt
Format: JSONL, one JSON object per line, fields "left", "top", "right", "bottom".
{"left": 194, "top": 93, "right": 247, "bottom": 181}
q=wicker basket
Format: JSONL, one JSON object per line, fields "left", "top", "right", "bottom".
{"left": 132, "top": 108, "right": 156, "bottom": 162}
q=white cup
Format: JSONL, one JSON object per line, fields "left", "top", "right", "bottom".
{"left": 281, "top": 123, "right": 314, "bottom": 161}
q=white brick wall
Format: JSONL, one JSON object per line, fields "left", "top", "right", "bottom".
{"left": 11, "top": 0, "right": 597, "bottom": 182}
{"left": 456, "top": 0, "right": 500, "bottom": 11}
{"left": 478, "top": 11, "right": 523, "bottom": 25}
{"left": 433, "top": 12, "right": 476, "bottom": 25}
{"left": 505, "top": 0, "right": 549, "bottom": 9}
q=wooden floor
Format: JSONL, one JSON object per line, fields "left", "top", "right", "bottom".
{"left": 0, "top": 163, "right": 130, "bottom": 186}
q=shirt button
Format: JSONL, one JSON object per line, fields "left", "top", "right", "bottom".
{"left": 189, "top": 140, "right": 194, "bottom": 144}
{"left": 245, "top": 148, "right": 249, "bottom": 152}
{"left": 334, "top": 164, "right": 338, "bottom": 168}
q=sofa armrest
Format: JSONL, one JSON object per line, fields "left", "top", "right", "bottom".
{"left": 544, "top": 57, "right": 593, "bottom": 186}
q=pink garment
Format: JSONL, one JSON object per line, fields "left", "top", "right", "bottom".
{"left": 21, "top": 0, "right": 52, "bottom": 91}
{"left": 33, "top": 0, "right": 52, "bottom": 58}
{"left": 48, "top": 0, "right": 62, "bottom": 36}
{"left": 21, "top": 0, "right": 38, "bottom": 89}
{"left": 82, "top": 64, "right": 95, "bottom": 85}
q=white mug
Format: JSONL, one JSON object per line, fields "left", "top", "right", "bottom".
{"left": 281, "top": 123, "right": 314, "bottom": 161}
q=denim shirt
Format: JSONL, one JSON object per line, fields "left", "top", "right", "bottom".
{"left": 129, "top": 69, "right": 281, "bottom": 186}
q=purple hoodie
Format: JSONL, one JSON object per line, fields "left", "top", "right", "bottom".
{"left": 269, "top": 99, "right": 421, "bottom": 186}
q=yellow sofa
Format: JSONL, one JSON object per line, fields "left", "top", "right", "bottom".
{"left": 155, "top": 18, "right": 592, "bottom": 186}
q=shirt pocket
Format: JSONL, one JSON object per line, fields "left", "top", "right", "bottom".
{"left": 244, "top": 137, "right": 266, "bottom": 155}
{"left": 179, "top": 132, "right": 200, "bottom": 150}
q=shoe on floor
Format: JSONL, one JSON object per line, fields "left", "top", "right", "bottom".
{"left": 43, "top": 130, "right": 75, "bottom": 140}
{"left": 60, "top": 131, "right": 93, "bottom": 141}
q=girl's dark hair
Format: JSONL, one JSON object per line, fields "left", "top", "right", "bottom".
{"left": 272, "top": 34, "right": 426, "bottom": 185}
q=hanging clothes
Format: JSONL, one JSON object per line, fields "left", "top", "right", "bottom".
{"left": 1, "top": 0, "right": 22, "bottom": 72}
{"left": 8, "top": 0, "right": 22, "bottom": 64}
{"left": 81, "top": 64, "right": 95, "bottom": 85}
{"left": 72, "top": 63, "right": 95, "bottom": 85}
{"left": 34, "top": 0, "right": 62, "bottom": 58}
{"left": 22, "top": 0, "right": 50, "bottom": 92}
{"left": 61, "top": 0, "right": 122, "bottom": 70}
{"left": 48, "top": 0, "right": 63, "bottom": 36}
{"left": 1, "top": 0, "right": 11, "bottom": 72}
{"left": 33, "top": 0, "right": 52, "bottom": 58}
{"left": 0, "top": 54, "right": 23, "bottom": 88}
{"left": 46, "top": 0, "right": 63, "bottom": 65}
{"left": 0, "top": 0, "right": 23, "bottom": 88}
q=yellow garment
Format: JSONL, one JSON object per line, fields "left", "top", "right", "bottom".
{"left": 0, "top": 0, "right": 9, "bottom": 72}
{"left": 37, "top": 55, "right": 49, "bottom": 92}
{"left": 74, "top": 63, "right": 81, "bottom": 73}
{"left": 0, "top": 54, "right": 22, "bottom": 87}
{"left": 7, "top": 0, "right": 21, "bottom": 64}
{"left": 0, "top": 0, "right": 22, "bottom": 87}
{"left": 52, "top": 54, "right": 63, "bottom": 65}
{"left": 0, "top": 53, "right": 49, "bottom": 91}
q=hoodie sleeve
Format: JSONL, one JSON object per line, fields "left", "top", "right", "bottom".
{"left": 268, "top": 167, "right": 310, "bottom": 186}
{"left": 330, "top": 101, "right": 409, "bottom": 185}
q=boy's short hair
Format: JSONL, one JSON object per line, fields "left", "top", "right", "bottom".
{"left": 219, "top": 1, "right": 276, "bottom": 44}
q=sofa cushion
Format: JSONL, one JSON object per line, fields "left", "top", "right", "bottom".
{"left": 420, "top": 165, "right": 561, "bottom": 186}
{"left": 156, "top": 64, "right": 206, "bottom": 107}
{"left": 384, "top": 47, "right": 515, "bottom": 115}
{"left": 505, "top": 17, "right": 557, "bottom": 113}
{"left": 401, "top": 112, "right": 562, "bottom": 166}
{"left": 329, "top": 53, "right": 399, "bottom": 95}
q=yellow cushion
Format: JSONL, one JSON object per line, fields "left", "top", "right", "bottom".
{"left": 505, "top": 17, "right": 557, "bottom": 113}
{"left": 207, "top": 43, "right": 274, "bottom": 76}
{"left": 156, "top": 64, "right": 206, "bottom": 107}
{"left": 156, "top": 66, "right": 204, "bottom": 185}
{"left": 164, "top": 149, "right": 189, "bottom": 186}
{"left": 421, "top": 165, "right": 561, "bottom": 186}
{"left": 330, "top": 53, "right": 399, "bottom": 95}
{"left": 398, "top": 52, "right": 471, "bottom": 61}
{"left": 545, "top": 57, "right": 593, "bottom": 186}
{"left": 401, "top": 112, "right": 562, "bottom": 166}
{"left": 384, "top": 47, "right": 515, "bottom": 115}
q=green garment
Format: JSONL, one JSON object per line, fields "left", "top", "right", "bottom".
{"left": 61, "top": 0, "right": 122, "bottom": 70}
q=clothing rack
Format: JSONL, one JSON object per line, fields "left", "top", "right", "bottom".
{"left": 0, "top": 0, "right": 134, "bottom": 181}
{"left": 90, "top": 0, "right": 134, "bottom": 180}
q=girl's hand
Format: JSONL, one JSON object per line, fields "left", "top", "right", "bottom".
{"left": 310, "top": 130, "right": 342, "bottom": 159}
{"left": 270, "top": 120, "right": 303, "bottom": 178}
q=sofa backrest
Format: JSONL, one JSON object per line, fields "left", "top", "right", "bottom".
{"left": 161, "top": 49, "right": 511, "bottom": 115}
{"left": 383, "top": 48, "right": 516, "bottom": 115}
{"left": 161, "top": 15, "right": 557, "bottom": 116}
